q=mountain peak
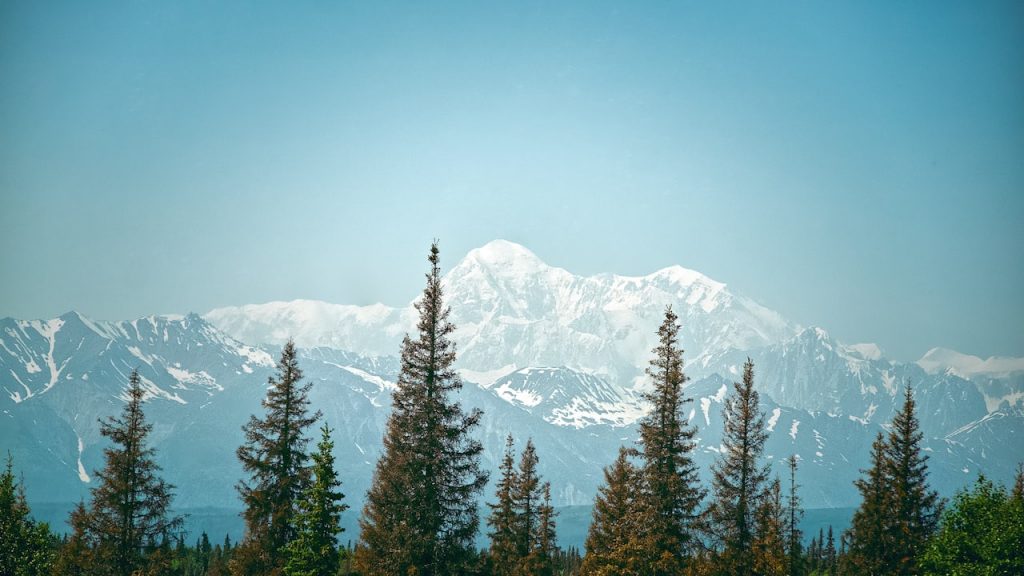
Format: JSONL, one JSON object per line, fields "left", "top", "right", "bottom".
{"left": 456, "top": 240, "right": 549, "bottom": 278}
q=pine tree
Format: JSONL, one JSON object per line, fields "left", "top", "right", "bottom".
{"left": 86, "top": 369, "right": 182, "bottom": 576}
{"left": 706, "top": 358, "right": 770, "bottom": 574}
{"left": 634, "top": 306, "right": 704, "bottom": 574}
{"left": 0, "top": 455, "right": 54, "bottom": 576}
{"left": 486, "top": 436, "right": 520, "bottom": 576}
{"left": 581, "top": 447, "right": 643, "bottom": 575}
{"left": 752, "top": 477, "right": 787, "bottom": 576}
{"left": 843, "top": 432, "right": 892, "bottom": 575}
{"left": 355, "top": 242, "right": 488, "bottom": 576}
{"left": 233, "top": 341, "right": 321, "bottom": 575}
{"left": 883, "top": 384, "right": 941, "bottom": 575}
{"left": 284, "top": 424, "right": 348, "bottom": 576}
{"left": 785, "top": 455, "right": 804, "bottom": 576}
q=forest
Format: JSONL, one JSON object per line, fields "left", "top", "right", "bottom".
{"left": 3, "top": 244, "right": 1022, "bottom": 576}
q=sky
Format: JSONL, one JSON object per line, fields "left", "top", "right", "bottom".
{"left": 1, "top": 1, "right": 1022, "bottom": 361}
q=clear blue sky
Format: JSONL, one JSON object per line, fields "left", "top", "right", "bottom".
{"left": 1, "top": 1, "right": 1021, "bottom": 361}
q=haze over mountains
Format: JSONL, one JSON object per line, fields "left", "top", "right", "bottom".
{"left": 2, "top": 240, "right": 1022, "bottom": 536}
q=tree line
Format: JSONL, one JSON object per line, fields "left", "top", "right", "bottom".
{"left": 3, "top": 242, "right": 1022, "bottom": 575}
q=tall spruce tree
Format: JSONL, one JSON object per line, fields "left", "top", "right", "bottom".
{"left": 635, "top": 306, "right": 704, "bottom": 574}
{"left": 284, "top": 423, "right": 348, "bottom": 576}
{"left": 86, "top": 369, "right": 182, "bottom": 576}
{"left": 581, "top": 447, "right": 643, "bottom": 575}
{"left": 486, "top": 436, "right": 519, "bottom": 576}
{"left": 884, "top": 384, "right": 941, "bottom": 575}
{"left": 843, "top": 432, "right": 892, "bottom": 575}
{"left": 707, "top": 358, "right": 770, "bottom": 575}
{"left": 356, "top": 242, "right": 488, "bottom": 576}
{"left": 512, "top": 439, "right": 542, "bottom": 563}
{"left": 233, "top": 341, "right": 320, "bottom": 575}
{"left": 525, "top": 482, "right": 558, "bottom": 576}
{"left": 786, "top": 455, "right": 805, "bottom": 576}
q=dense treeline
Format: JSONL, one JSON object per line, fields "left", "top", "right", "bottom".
{"left": 3, "top": 242, "right": 1022, "bottom": 575}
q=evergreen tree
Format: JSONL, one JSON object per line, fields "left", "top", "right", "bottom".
{"left": 54, "top": 500, "right": 95, "bottom": 576}
{"left": 233, "top": 341, "right": 321, "bottom": 575}
{"left": 581, "top": 447, "right": 643, "bottom": 575}
{"left": 87, "top": 369, "right": 182, "bottom": 576}
{"left": 823, "top": 526, "right": 836, "bottom": 576}
{"left": 0, "top": 455, "right": 54, "bottom": 576}
{"left": 285, "top": 423, "right": 348, "bottom": 576}
{"left": 920, "top": 474, "right": 1024, "bottom": 575}
{"left": 512, "top": 439, "right": 542, "bottom": 563}
{"left": 785, "top": 455, "right": 805, "bottom": 576}
{"left": 752, "top": 477, "right": 787, "bottom": 576}
{"left": 883, "top": 384, "right": 942, "bottom": 575}
{"left": 634, "top": 306, "right": 704, "bottom": 574}
{"left": 842, "top": 432, "right": 892, "bottom": 575}
{"left": 1013, "top": 463, "right": 1023, "bottom": 501}
{"left": 355, "top": 242, "right": 488, "bottom": 576}
{"left": 706, "top": 358, "right": 770, "bottom": 575}
{"left": 486, "top": 435, "right": 520, "bottom": 576}
{"left": 525, "top": 482, "right": 558, "bottom": 576}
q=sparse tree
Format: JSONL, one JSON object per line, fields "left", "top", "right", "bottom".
{"left": 706, "top": 358, "right": 770, "bottom": 574}
{"left": 843, "top": 432, "right": 892, "bottom": 575}
{"left": 86, "top": 369, "right": 182, "bottom": 576}
{"left": 355, "top": 242, "right": 488, "bottom": 576}
{"left": 786, "top": 455, "right": 805, "bottom": 576}
{"left": 752, "top": 477, "right": 787, "bottom": 576}
{"left": 487, "top": 436, "right": 520, "bottom": 576}
{"left": 233, "top": 341, "right": 321, "bottom": 575}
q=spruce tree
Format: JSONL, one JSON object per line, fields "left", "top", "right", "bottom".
{"left": 786, "top": 455, "right": 804, "bottom": 576}
{"left": 752, "top": 477, "right": 786, "bottom": 576}
{"left": 486, "top": 435, "right": 520, "bottom": 576}
{"left": 234, "top": 341, "right": 320, "bottom": 575}
{"left": 706, "top": 358, "right": 770, "bottom": 574}
{"left": 526, "top": 482, "right": 558, "bottom": 576}
{"left": 86, "top": 369, "right": 182, "bottom": 576}
{"left": 356, "top": 242, "right": 488, "bottom": 576}
{"left": 284, "top": 424, "right": 348, "bottom": 576}
{"left": 512, "top": 439, "right": 542, "bottom": 563}
{"left": 634, "top": 306, "right": 704, "bottom": 574}
{"left": 581, "top": 447, "right": 643, "bottom": 575}
{"left": 1013, "top": 463, "right": 1023, "bottom": 501}
{"left": 843, "top": 432, "right": 892, "bottom": 575}
{"left": 823, "top": 526, "right": 836, "bottom": 575}
{"left": 883, "top": 384, "right": 941, "bottom": 575}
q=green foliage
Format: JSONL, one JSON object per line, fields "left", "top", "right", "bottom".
{"left": 920, "top": 475, "right": 1024, "bottom": 575}
{"left": 356, "top": 242, "right": 488, "bottom": 576}
{"left": 284, "top": 424, "right": 348, "bottom": 576}
{"left": 752, "top": 477, "right": 786, "bottom": 576}
{"left": 0, "top": 455, "right": 55, "bottom": 576}
{"left": 234, "top": 341, "right": 321, "bottom": 575}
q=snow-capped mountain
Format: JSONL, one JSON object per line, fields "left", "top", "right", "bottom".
{"left": 2, "top": 240, "right": 1022, "bottom": 527}
{"left": 206, "top": 240, "right": 796, "bottom": 389}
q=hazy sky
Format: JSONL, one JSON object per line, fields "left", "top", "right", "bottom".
{"left": 1, "top": 1, "right": 1022, "bottom": 361}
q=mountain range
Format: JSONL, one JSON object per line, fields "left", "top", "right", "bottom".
{"left": 3, "top": 240, "right": 1022, "bottom": 539}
